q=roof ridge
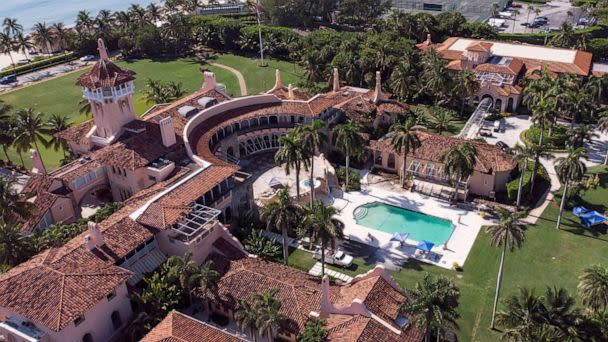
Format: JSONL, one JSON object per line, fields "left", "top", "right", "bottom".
{"left": 56, "top": 274, "right": 67, "bottom": 331}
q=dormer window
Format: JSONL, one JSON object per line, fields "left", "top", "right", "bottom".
{"left": 395, "top": 314, "right": 408, "bottom": 328}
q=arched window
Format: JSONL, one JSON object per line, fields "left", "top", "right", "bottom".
{"left": 250, "top": 118, "right": 259, "bottom": 128}
{"left": 233, "top": 122, "right": 241, "bottom": 132}
{"left": 82, "top": 333, "right": 94, "bottom": 342}
{"left": 225, "top": 207, "right": 232, "bottom": 222}
{"left": 269, "top": 116, "right": 278, "bottom": 125}
{"left": 260, "top": 116, "right": 269, "bottom": 127}
{"left": 387, "top": 154, "right": 396, "bottom": 169}
{"left": 241, "top": 120, "right": 249, "bottom": 129}
{"left": 111, "top": 311, "right": 122, "bottom": 330}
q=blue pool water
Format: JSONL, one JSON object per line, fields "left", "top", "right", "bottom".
{"left": 354, "top": 202, "right": 454, "bottom": 245}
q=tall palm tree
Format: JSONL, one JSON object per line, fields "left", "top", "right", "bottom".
{"left": 428, "top": 107, "right": 454, "bottom": 135}
{"left": 306, "top": 200, "right": 342, "bottom": 277}
{"left": 486, "top": 207, "right": 527, "bottom": 330}
{"left": 254, "top": 288, "right": 287, "bottom": 341}
{"left": 129, "top": 4, "right": 148, "bottom": 28}
{"left": 147, "top": 3, "right": 163, "bottom": 22}
{"left": 13, "top": 32, "right": 32, "bottom": 60}
{"left": 300, "top": 120, "right": 326, "bottom": 208}
{"left": 496, "top": 287, "right": 547, "bottom": 340}
{"left": 390, "top": 118, "right": 421, "bottom": 188}
{"left": 420, "top": 48, "right": 450, "bottom": 105}
{"left": 452, "top": 69, "right": 479, "bottom": 117}
{"left": 440, "top": 142, "right": 477, "bottom": 203}
{"left": 0, "top": 32, "right": 15, "bottom": 70}
{"left": 188, "top": 260, "right": 219, "bottom": 311}
{"left": 275, "top": 128, "right": 309, "bottom": 199}
{"left": 510, "top": 144, "right": 535, "bottom": 208}
{"left": 51, "top": 23, "right": 69, "bottom": 53}
{"left": 32, "top": 22, "right": 52, "bottom": 54}
{"left": 0, "top": 220, "right": 26, "bottom": 266}
{"left": 0, "top": 177, "right": 31, "bottom": 221}
{"left": 578, "top": 264, "right": 608, "bottom": 313}
{"left": 75, "top": 11, "right": 94, "bottom": 34}
{"left": 47, "top": 114, "right": 70, "bottom": 158}
{"left": 163, "top": 252, "right": 198, "bottom": 302}
{"left": 400, "top": 274, "right": 460, "bottom": 342}
{"left": 554, "top": 147, "right": 587, "bottom": 229}
{"left": 2, "top": 18, "right": 23, "bottom": 37}
{"left": 13, "top": 108, "right": 50, "bottom": 170}
{"left": 0, "top": 101, "right": 13, "bottom": 162}
{"left": 333, "top": 120, "right": 363, "bottom": 192}
{"left": 260, "top": 187, "right": 303, "bottom": 265}
{"left": 389, "top": 58, "right": 418, "bottom": 102}
{"left": 235, "top": 300, "right": 259, "bottom": 342}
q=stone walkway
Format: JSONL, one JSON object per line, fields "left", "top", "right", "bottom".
{"left": 209, "top": 62, "right": 248, "bottom": 96}
{"left": 308, "top": 262, "right": 353, "bottom": 282}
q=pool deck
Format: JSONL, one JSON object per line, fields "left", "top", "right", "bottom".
{"left": 331, "top": 183, "right": 494, "bottom": 269}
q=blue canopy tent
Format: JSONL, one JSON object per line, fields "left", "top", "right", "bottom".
{"left": 416, "top": 240, "right": 434, "bottom": 252}
{"left": 580, "top": 211, "right": 607, "bottom": 228}
{"left": 390, "top": 233, "right": 409, "bottom": 246}
{"left": 573, "top": 206, "right": 589, "bottom": 217}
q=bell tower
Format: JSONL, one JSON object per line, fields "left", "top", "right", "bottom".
{"left": 76, "top": 39, "right": 136, "bottom": 145}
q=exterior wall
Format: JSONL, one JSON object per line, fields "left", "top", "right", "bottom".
{"left": 89, "top": 95, "right": 135, "bottom": 140}
{"left": 0, "top": 283, "right": 131, "bottom": 342}
{"left": 67, "top": 141, "right": 92, "bottom": 156}
{"left": 107, "top": 166, "right": 155, "bottom": 202}
{"left": 50, "top": 197, "right": 77, "bottom": 225}
{"left": 493, "top": 170, "right": 512, "bottom": 192}
{"left": 468, "top": 172, "right": 495, "bottom": 197}
{"left": 70, "top": 174, "right": 109, "bottom": 206}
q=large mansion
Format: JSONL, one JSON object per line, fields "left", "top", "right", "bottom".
{"left": 417, "top": 35, "right": 594, "bottom": 112}
{"left": 1, "top": 39, "right": 517, "bottom": 342}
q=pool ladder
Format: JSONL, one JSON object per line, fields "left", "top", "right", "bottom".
{"left": 353, "top": 207, "right": 368, "bottom": 220}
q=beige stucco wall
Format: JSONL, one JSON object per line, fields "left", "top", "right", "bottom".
{"left": 50, "top": 197, "right": 77, "bottom": 225}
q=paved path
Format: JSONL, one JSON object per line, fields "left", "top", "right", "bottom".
{"left": 209, "top": 62, "right": 248, "bottom": 96}
{"left": 308, "top": 262, "right": 353, "bottom": 282}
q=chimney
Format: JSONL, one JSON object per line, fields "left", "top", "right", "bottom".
{"left": 29, "top": 149, "right": 46, "bottom": 174}
{"left": 84, "top": 235, "right": 95, "bottom": 251}
{"left": 373, "top": 71, "right": 383, "bottom": 104}
{"left": 88, "top": 221, "right": 104, "bottom": 248}
{"left": 159, "top": 116, "right": 176, "bottom": 147}
{"left": 202, "top": 71, "right": 217, "bottom": 92}
{"left": 425, "top": 33, "right": 432, "bottom": 45}
{"left": 97, "top": 38, "right": 109, "bottom": 61}
{"left": 332, "top": 68, "right": 340, "bottom": 92}
{"left": 319, "top": 275, "right": 334, "bottom": 318}
{"left": 273, "top": 69, "right": 283, "bottom": 91}
{"left": 287, "top": 84, "right": 294, "bottom": 99}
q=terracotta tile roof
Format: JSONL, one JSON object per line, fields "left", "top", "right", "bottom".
{"left": 446, "top": 60, "right": 463, "bottom": 71}
{"left": 209, "top": 257, "right": 342, "bottom": 334}
{"left": 137, "top": 164, "right": 238, "bottom": 230}
{"left": 76, "top": 59, "right": 136, "bottom": 89}
{"left": 212, "top": 237, "right": 247, "bottom": 260}
{"left": 21, "top": 173, "right": 53, "bottom": 195}
{"left": 475, "top": 58, "right": 524, "bottom": 75}
{"left": 50, "top": 158, "right": 103, "bottom": 185}
{"left": 369, "top": 132, "right": 516, "bottom": 174}
{"left": 55, "top": 120, "right": 94, "bottom": 145}
{"left": 325, "top": 314, "right": 424, "bottom": 342}
{"left": 269, "top": 86, "right": 310, "bottom": 101}
{"left": 19, "top": 191, "right": 61, "bottom": 233}
{"left": 141, "top": 311, "right": 245, "bottom": 342}
{"left": 466, "top": 41, "right": 493, "bottom": 52}
{"left": 0, "top": 247, "right": 131, "bottom": 332}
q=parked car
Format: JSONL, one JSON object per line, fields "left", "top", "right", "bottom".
{"left": 536, "top": 16, "right": 548, "bottom": 21}
{"left": 313, "top": 249, "right": 353, "bottom": 268}
{"left": 496, "top": 141, "right": 509, "bottom": 151}
{"left": 511, "top": 3, "right": 522, "bottom": 8}
{"left": 493, "top": 120, "right": 503, "bottom": 132}
{"left": 16, "top": 59, "right": 31, "bottom": 65}
{"left": 0, "top": 74, "right": 17, "bottom": 85}
{"left": 79, "top": 55, "right": 96, "bottom": 62}
{"left": 479, "top": 129, "right": 493, "bottom": 137}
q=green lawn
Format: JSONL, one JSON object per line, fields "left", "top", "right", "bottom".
{"left": 0, "top": 55, "right": 303, "bottom": 170}
{"left": 288, "top": 165, "right": 608, "bottom": 341}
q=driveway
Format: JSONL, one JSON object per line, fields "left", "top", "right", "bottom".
{"left": 482, "top": 115, "right": 533, "bottom": 147}
{"left": 500, "top": 0, "right": 583, "bottom": 34}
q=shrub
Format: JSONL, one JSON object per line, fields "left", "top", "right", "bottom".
{"left": 336, "top": 166, "right": 361, "bottom": 191}
{"left": 244, "top": 230, "right": 282, "bottom": 261}
{"left": 506, "top": 161, "right": 549, "bottom": 202}
{"left": 0, "top": 53, "right": 77, "bottom": 77}
{"left": 523, "top": 125, "right": 568, "bottom": 150}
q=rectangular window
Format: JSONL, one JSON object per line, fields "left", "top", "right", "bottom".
{"left": 74, "top": 315, "right": 85, "bottom": 326}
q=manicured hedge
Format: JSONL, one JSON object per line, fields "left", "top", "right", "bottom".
{"left": 497, "top": 26, "right": 606, "bottom": 46}
{"left": 0, "top": 52, "right": 77, "bottom": 78}
{"left": 521, "top": 125, "right": 569, "bottom": 151}
{"left": 506, "top": 160, "right": 549, "bottom": 202}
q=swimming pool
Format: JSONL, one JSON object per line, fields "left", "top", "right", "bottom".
{"left": 354, "top": 202, "right": 454, "bottom": 245}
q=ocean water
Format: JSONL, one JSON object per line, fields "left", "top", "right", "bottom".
{"left": 0, "top": 0, "right": 159, "bottom": 31}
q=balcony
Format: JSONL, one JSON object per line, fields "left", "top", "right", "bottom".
{"left": 82, "top": 81, "right": 135, "bottom": 102}
{"left": 0, "top": 317, "right": 46, "bottom": 342}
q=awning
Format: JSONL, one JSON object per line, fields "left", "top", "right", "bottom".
{"left": 268, "top": 176, "right": 282, "bottom": 188}
{"left": 416, "top": 240, "right": 434, "bottom": 252}
{"left": 390, "top": 232, "right": 409, "bottom": 243}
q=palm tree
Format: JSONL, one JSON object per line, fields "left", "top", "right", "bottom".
{"left": 298, "top": 319, "right": 326, "bottom": 342}
{"left": 554, "top": 147, "right": 587, "bottom": 229}
{"left": 568, "top": 124, "right": 598, "bottom": 148}
{"left": 2, "top": 18, "right": 22, "bottom": 37}
{"left": 75, "top": 11, "right": 94, "bottom": 34}
{"left": 143, "top": 79, "right": 167, "bottom": 104}
{"left": 254, "top": 288, "right": 287, "bottom": 341}
{"left": 51, "top": 23, "right": 69, "bottom": 53}
{"left": 390, "top": 118, "right": 421, "bottom": 188}
{"left": 32, "top": 22, "right": 52, "bottom": 54}
{"left": 78, "top": 98, "right": 91, "bottom": 117}
{"left": 486, "top": 207, "right": 527, "bottom": 330}
{"left": 299, "top": 119, "right": 326, "bottom": 208}
{"left": 599, "top": 114, "right": 608, "bottom": 165}
{"left": 0, "top": 101, "right": 13, "bottom": 161}
{"left": 0, "top": 220, "right": 27, "bottom": 266}
{"left": 147, "top": 3, "right": 163, "bottom": 22}
{"left": 496, "top": 287, "right": 546, "bottom": 340}
{"left": 452, "top": 69, "right": 479, "bottom": 117}
{"left": 306, "top": 200, "right": 343, "bottom": 277}
{"left": 420, "top": 48, "right": 450, "bottom": 105}
{"left": 440, "top": 142, "right": 477, "bottom": 203}
{"left": 275, "top": 128, "right": 309, "bottom": 199}
{"left": 47, "top": 114, "right": 70, "bottom": 158}
{"left": 428, "top": 107, "right": 454, "bottom": 135}
{"left": 188, "top": 260, "right": 219, "bottom": 312}
{"left": 578, "top": 264, "right": 608, "bottom": 313}
{"left": 235, "top": 300, "right": 259, "bottom": 342}
{"left": 389, "top": 58, "right": 418, "bottom": 102}
{"left": 333, "top": 120, "right": 363, "bottom": 192}
{"left": 400, "top": 274, "right": 460, "bottom": 342}
{"left": 510, "top": 144, "right": 535, "bottom": 208}
{"left": 13, "top": 108, "right": 50, "bottom": 170}
{"left": 129, "top": 4, "right": 148, "bottom": 26}
{"left": 0, "top": 177, "right": 31, "bottom": 221}
{"left": 13, "top": 32, "right": 32, "bottom": 60}
{"left": 163, "top": 252, "right": 198, "bottom": 303}
{"left": 0, "top": 32, "right": 15, "bottom": 70}
{"left": 260, "top": 187, "right": 303, "bottom": 265}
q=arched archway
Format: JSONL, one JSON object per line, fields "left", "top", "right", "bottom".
{"left": 227, "top": 146, "right": 234, "bottom": 158}
{"left": 82, "top": 333, "right": 94, "bottom": 342}
{"left": 111, "top": 311, "right": 122, "bottom": 330}
{"left": 481, "top": 94, "right": 494, "bottom": 106}
{"left": 507, "top": 98, "right": 514, "bottom": 112}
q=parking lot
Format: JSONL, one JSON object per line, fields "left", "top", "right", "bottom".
{"left": 0, "top": 59, "right": 93, "bottom": 93}
{"left": 496, "top": 0, "right": 585, "bottom": 34}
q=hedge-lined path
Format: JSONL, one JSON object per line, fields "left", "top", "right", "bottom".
{"left": 209, "top": 62, "right": 248, "bottom": 96}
